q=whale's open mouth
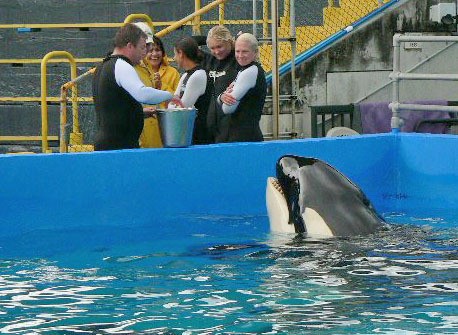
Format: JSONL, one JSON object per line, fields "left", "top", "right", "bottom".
{"left": 266, "top": 155, "right": 385, "bottom": 238}
{"left": 266, "top": 177, "right": 296, "bottom": 233}
{"left": 269, "top": 177, "right": 284, "bottom": 196}
{"left": 267, "top": 176, "right": 323, "bottom": 236}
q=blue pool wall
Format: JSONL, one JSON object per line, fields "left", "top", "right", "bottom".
{"left": 0, "top": 132, "right": 456, "bottom": 237}
{"left": 396, "top": 133, "right": 458, "bottom": 212}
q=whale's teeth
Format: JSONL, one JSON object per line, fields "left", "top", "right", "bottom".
{"left": 272, "top": 178, "right": 284, "bottom": 195}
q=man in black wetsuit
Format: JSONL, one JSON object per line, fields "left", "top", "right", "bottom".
{"left": 92, "top": 23, "right": 181, "bottom": 151}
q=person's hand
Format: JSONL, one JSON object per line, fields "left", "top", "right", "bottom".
{"left": 143, "top": 106, "right": 157, "bottom": 118}
{"left": 169, "top": 95, "right": 184, "bottom": 108}
{"left": 221, "top": 91, "right": 237, "bottom": 105}
{"left": 153, "top": 72, "right": 161, "bottom": 90}
{"left": 220, "top": 82, "right": 236, "bottom": 105}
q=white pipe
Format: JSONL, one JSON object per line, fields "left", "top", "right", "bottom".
{"left": 391, "top": 34, "right": 401, "bottom": 130}
{"left": 396, "top": 35, "right": 458, "bottom": 43}
{"left": 356, "top": 41, "right": 457, "bottom": 103}
{"left": 390, "top": 33, "right": 458, "bottom": 131}
{"left": 389, "top": 102, "right": 458, "bottom": 113}
{"left": 390, "top": 73, "right": 458, "bottom": 81}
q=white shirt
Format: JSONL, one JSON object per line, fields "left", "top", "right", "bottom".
{"left": 114, "top": 58, "right": 173, "bottom": 105}
{"left": 222, "top": 64, "right": 258, "bottom": 114}
{"left": 169, "top": 69, "right": 207, "bottom": 108}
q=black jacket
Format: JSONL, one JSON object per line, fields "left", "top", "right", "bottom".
{"left": 224, "top": 62, "right": 266, "bottom": 143}
{"left": 92, "top": 55, "right": 144, "bottom": 151}
{"left": 201, "top": 51, "right": 239, "bottom": 143}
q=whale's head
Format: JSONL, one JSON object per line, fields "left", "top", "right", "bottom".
{"left": 266, "top": 155, "right": 384, "bottom": 237}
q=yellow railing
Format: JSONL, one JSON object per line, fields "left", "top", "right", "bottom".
{"left": 40, "top": 51, "right": 78, "bottom": 153}
{"left": 60, "top": 67, "right": 97, "bottom": 153}
{"left": 124, "top": 13, "right": 156, "bottom": 33}
{"left": 57, "top": 0, "right": 234, "bottom": 152}
{"left": 155, "top": 0, "right": 229, "bottom": 37}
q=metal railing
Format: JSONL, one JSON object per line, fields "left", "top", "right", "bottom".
{"left": 41, "top": 51, "right": 78, "bottom": 153}
{"left": 60, "top": 1, "right": 234, "bottom": 152}
{"left": 1, "top": 13, "right": 158, "bottom": 150}
{"left": 389, "top": 34, "right": 458, "bottom": 132}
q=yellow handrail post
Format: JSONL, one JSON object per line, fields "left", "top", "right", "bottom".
{"left": 70, "top": 73, "right": 80, "bottom": 143}
{"left": 193, "top": 0, "right": 202, "bottom": 35}
{"left": 41, "top": 51, "right": 77, "bottom": 153}
{"left": 156, "top": 0, "right": 227, "bottom": 38}
{"left": 283, "top": 0, "right": 290, "bottom": 18}
{"left": 60, "top": 86, "right": 68, "bottom": 153}
{"left": 263, "top": 0, "right": 269, "bottom": 39}
{"left": 123, "top": 13, "right": 155, "bottom": 33}
{"left": 60, "top": 67, "right": 96, "bottom": 153}
{"left": 219, "top": 3, "right": 225, "bottom": 25}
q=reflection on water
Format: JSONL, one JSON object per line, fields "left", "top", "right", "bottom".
{"left": 0, "top": 213, "right": 457, "bottom": 334}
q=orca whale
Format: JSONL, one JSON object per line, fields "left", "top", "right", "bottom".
{"left": 266, "top": 155, "right": 385, "bottom": 237}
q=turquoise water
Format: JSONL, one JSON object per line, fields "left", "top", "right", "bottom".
{"left": 0, "top": 213, "right": 457, "bottom": 334}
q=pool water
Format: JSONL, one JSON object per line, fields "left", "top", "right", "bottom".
{"left": 0, "top": 213, "right": 457, "bottom": 334}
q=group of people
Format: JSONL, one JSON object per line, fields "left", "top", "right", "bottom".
{"left": 92, "top": 23, "right": 267, "bottom": 151}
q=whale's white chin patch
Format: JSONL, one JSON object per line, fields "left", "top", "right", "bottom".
{"left": 302, "top": 207, "right": 334, "bottom": 238}
{"left": 266, "top": 177, "right": 296, "bottom": 233}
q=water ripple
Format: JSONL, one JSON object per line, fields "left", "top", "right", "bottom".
{"left": 0, "top": 214, "right": 457, "bottom": 334}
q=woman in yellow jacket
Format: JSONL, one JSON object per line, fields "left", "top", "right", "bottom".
{"left": 134, "top": 23, "right": 180, "bottom": 147}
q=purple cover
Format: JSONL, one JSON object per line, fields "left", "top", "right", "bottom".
{"left": 359, "top": 100, "right": 450, "bottom": 134}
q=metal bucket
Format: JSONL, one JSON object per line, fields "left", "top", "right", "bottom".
{"left": 157, "top": 108, "right": 197, "bottom": 148}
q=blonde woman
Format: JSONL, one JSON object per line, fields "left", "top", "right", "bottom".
{"left": 219, "top": 33, "right": 266, "bottom": 142}
{"left": 202, "top": 25, "right": 239, "bottom": 143}
{"left": 134, "top": 22, "right": 180, "bottom": 148}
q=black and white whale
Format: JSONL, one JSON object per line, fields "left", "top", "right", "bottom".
{"left": 266, "top": 155, "right": 385, "bottom": 237}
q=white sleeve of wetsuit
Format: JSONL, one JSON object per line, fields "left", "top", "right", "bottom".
{"left": 167, "top": 75, "right": 185, "bottom": 108}
{"left": 180, "top": 70, "right": 207, "bottom": 108}
{"left": 222, "top": 65, "right": 258, "bottom": 115}
{"left": 115, "top": 58, "right": 173, "bottom": 105}
{"left": 172, "top": 74, "right": 186, "bottom": 98}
